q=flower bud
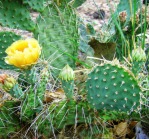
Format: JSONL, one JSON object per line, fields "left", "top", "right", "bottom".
{"left": 0, "top": 74, "right": 8, "bottom": 84}
{"left": 3, "top": 76, "right": 16, "bottom": 92}
{"left": 59, "top": 64, "right": 75, "bottom": 81}
{"left": 119, "top": 11, "right": 127, "bottom": 22}
{"left": 135, "top": 13, "right": 139, "bottom": 24}
{"left": 132, "top": 47, "right": 147, "bottom": 62}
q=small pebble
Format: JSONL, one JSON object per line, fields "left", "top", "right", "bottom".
{"left": 93, "top": 9, "right": 105, "bottom": 19}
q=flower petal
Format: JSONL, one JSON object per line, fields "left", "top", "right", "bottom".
{"left": 5, "top": 39, "right": 41, "bottom": 69}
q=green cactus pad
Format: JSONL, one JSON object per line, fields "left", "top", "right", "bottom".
{"left": 61, "top": 80, "right": 74, "bottom": 99}
{"left": 86, "top": 63, "right": 141, "bottom": 112}
{"left": 0, "top": 101, "right": 20, "bottom": 138}
{"left": 35, "top": 98, "right": 140, "bottom": 137}
{"left": 0, "top": 0, "right": 35, "bottom": 31}
{"left": 79, "top": 22, "right": 94, "bottom": 55}
{"left": 34, "top": 2, "right": 79, "bottom": 76}
{"left": 36, "top": 100, "right": 95, "bottom": 136}
{"left": 0, "top": 32, "right": 21, "bottom": 69}
{"left": 21, "top": 68, "right": 47, "bottom": 121}
{"left": 23, "top": 0, "right": 45, "bottom": 12}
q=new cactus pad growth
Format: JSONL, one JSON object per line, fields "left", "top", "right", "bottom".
{"left": 131, "top": 47, "right": 147, "bottom": 75}
{"left": 86, "top": 62, "right": 141, "bottom": 112}
{"left": 59, "top": 64, "right": 75, "bottom": 99}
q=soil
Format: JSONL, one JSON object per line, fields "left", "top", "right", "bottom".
{"left": 77, "top": 0, "right": 120, "bottom": 31}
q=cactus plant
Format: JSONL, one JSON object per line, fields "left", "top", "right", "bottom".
{"left": 0, "top": 32, "right": 21, "bottom": 69}
{"left": 79, "top": 21, "right": 94, "bottom": 57}
{"left": 34, "top": 1, "right": 79, "bottom": 76}
{"left": 0, "top": 0, "right": 147, "bottom": 138}
{"left": 131, "top": 47, "right": 147, "bottom": 75}
{"left": 35, "top": 99, "right": 95, "bottom": 137}
{"left": 0, "top": 0, "right": 35, "bottom": 31}
{"left": 23, "top": 0, "right": 45, "bottom": 12}
{"left": 86, "top": 62, "right": 141, "bottom": 112}
{"left": 21, "top": 67, "right": 48, "bottom": 121}
{"left": 35, "top": 98, "right": 140, "bottom": 137}
{"left": 0, "top": 101, "right": 20, "bottom": 138}
{"left": 59, "top": 64, "right": 75, "bottom": 99}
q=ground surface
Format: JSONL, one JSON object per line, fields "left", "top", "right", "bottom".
{"left": 77, "top": 0, "right": 120, "bottom": 31}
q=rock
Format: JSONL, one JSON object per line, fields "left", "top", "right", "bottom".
{"left": 135, "top": 122, "right": 149, "bottom": 139}
{"left": 92, "top": 9, "right": 105, "bottom": 19}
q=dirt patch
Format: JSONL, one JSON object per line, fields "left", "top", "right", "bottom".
{"left": 77, "top": 0, "right": 120, "bottom": 31}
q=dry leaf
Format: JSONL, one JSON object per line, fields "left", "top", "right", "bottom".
{"left": 114, "top": 122, "right": 128, "bottom": 138}
{"left": 127, "top": 121, "right": 137, "bottom": 138}
{"left": 44, "top": 88, "right": 65, "bottom": 103}
{"left": 0, "top": 74, "right": 7, "bottom": 84}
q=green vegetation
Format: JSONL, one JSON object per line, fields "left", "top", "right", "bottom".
{"left": 0, "top": 0, "right": 148, "bottom": 138}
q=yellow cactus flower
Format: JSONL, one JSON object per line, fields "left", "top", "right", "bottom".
{"left": 5, "top": 39, "right": 41, "bottom": 69}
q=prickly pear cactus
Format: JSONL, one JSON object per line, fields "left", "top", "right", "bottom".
{"left": 79, "top": 21, "right": 94, "bottom": 56}
{"left": 21, "top": 68, "right": 48, "bottom": 121}
{"left": 34, "top": 1, "right": 79, "bottom": 76}
{"left": 23, "top": 0, "right": 45, "bottom": 12}
{"left": 21, "top": 89, "right": 40, "bottom": 121}
{"left": 61, "top": 80, "right": 74, "bottom": 99}
{"left": 36, "top": 100, "right": 95, "bottom": 136}
{"left": 9, "top": 84, "right": 23, "bottom": 99}
{"left": 59, "top": 64, "right": 75, "bottom": 99}
{"left": 0, "top": 32, "right": 21, "bottom": 69}
{"left": 86, "top": 62, "right": 141, "bottom": 112}
{"left": 0, "top": 101, "right": 20, "bottom": 138}
{"left": 35, "top": 98, "right": 139, "bottom": 137}
{"left": 0, "top": 0, "right": 35, "bottom": 31}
